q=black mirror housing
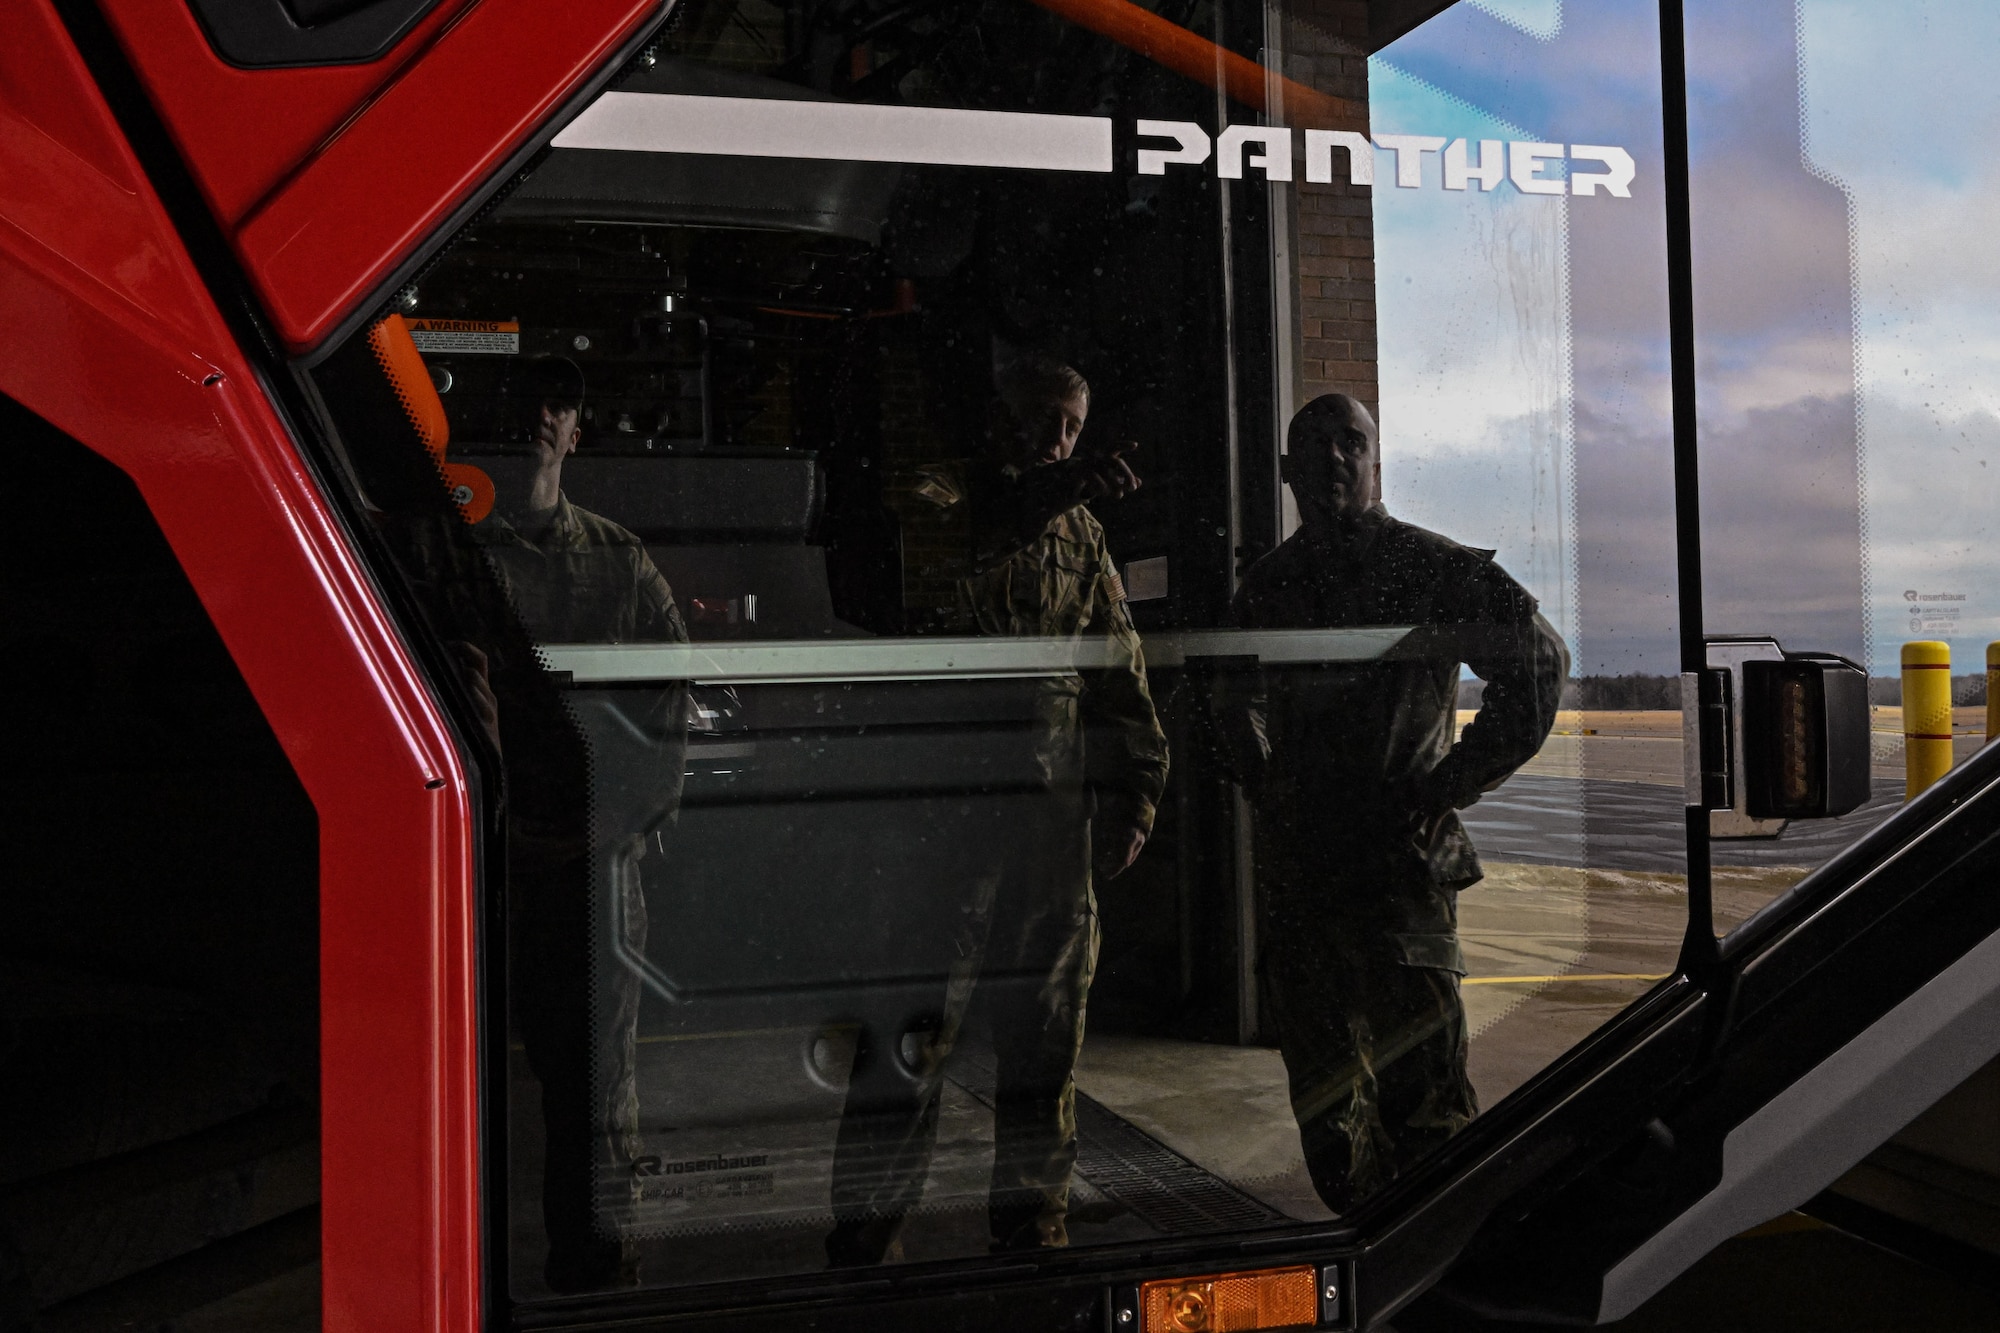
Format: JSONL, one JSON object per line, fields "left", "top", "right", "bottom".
{"left": 1740, "top": 654, "right": 1871, "bottom": 820}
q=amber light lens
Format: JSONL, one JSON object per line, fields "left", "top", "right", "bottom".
{"left": 1140, "top": 1266, "right": 1319, "bottom": 1333}
{"left": 1777, "top": 676, "right": 1811, "bottom": 806}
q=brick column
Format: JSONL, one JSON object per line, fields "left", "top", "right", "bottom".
{"left": 1282, "top": 2, "right": 1377, "bottom": 422}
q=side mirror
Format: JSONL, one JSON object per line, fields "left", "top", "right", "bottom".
{"left": 1694, "top": 637, "right": 1871, "bottom": 839}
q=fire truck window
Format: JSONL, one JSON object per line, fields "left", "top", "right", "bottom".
{"left": 0, "top": 393, "right": 321, "bottom": 1328}
{"left": 307, "top": 0, "right": 1683, "bottom": 1299}
{"left": 1686, "top": 0, "right": 2000, "bottom": 932}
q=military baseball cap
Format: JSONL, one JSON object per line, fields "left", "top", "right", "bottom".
{"left": 509, "top": 355, "right": 586, "bottom": 414}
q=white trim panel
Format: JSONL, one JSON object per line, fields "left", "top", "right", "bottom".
{"left": 552, "top": 92, "right": 1114, "bottom": 173}
{"left": 1598, "top": 922, "right": 2000, "bottom": 1322}
{"left": 539, "top": 627, "right": 1414, "bottom": 684}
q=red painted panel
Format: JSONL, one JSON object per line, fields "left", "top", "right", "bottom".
{"left": 233, "top": 0, "right": 659, "bottom": 351}
{"left": 0, "top": 2, "right": 210, "bottom": 349}
{"left": 0, "top": 1, "right": 140, "bottom": 192}
{"left": 92, "top": 0, "right": 474, "bottom": 228}
{"left": 95, "top": 0, "right": 655, "bottom": 353}
{"left": 0, "top": 10, "right": 481, "bottom": 1332}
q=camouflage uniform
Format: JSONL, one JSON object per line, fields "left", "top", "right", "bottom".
{"left": 1224, "top": 505, "right": 1565, "bottom": 1211}
{"left": 475, "top": 493, "right": 688, "bottom": 646}
{"left": 828, "top": 462, "right": 1169, "bottom": 1261}
{"left": 473, "top": 495, "right": 689, "bottom": 1289}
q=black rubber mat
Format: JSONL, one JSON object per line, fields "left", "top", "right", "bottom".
{"left": 948, "top": 1049, "right": 1288, "bottom": 1236}
{"left": 1067, "top": 1094, "right": 1289, "bottom": 1233}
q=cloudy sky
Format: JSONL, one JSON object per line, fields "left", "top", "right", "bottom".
{"left": 1369, "top": 0, "right": 1676, "bottom": 676}
{"left": 1367, "top": 60, "right": 1577, "bottom": 655}
{"left": 1795, "top": 0, "right": 2000, "bottom": 672}
{"left": 1365, "top": 0, "right": 1999, "bottom": 678}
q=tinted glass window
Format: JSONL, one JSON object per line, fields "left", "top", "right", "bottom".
{"left": 1684, "top": 0, "right": 2000, "bottom": 931}
{"left": 307, "top": 0, "right": 1682, "bottom": 1302}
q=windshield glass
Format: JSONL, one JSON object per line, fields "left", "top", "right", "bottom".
{"left": 1684, "top": 0, "right": 2000, "bottom": 931}
{"left": 308, "top": 0, "right": 1683, "bottom": 1302}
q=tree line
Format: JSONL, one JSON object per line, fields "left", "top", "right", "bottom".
{"left": 1458, "top": 672, "right": 1989, "bottom": 710}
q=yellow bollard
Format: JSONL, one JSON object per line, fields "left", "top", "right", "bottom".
{"left": 1903, "top": 641, "right": 1953, "bottom": 798}
{"left": 1988, "top": 641, "right": 1998, "bottom": 744}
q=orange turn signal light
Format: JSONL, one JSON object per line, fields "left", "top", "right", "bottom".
{"left": 1140, "top": 1265, "right": 1319, "bottom": 1333}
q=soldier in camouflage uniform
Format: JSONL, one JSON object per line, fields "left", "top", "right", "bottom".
{"left": 826, "top": 357, "right": 1169, "bottom": 1263}
{"left": 1221, "top": 393, "right": 1566, "bottom": 1212}
{"left": 469, "top": 358, "right": 690, "bottom": 1292}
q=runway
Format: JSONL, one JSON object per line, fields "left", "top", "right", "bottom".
{"left": 1460, "top": 772, "right": 1909, "bottom": 876}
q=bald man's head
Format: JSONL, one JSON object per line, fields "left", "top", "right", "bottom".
{"left": 1282, "top": 394, "right": 1379, "bottom": 527}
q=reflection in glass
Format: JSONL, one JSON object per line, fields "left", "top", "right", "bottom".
{"left": 1363, "top": 0, "right": 1684, "bottom": 1118}
{"left": 1219, "top": 393, "right": 1567, "bottom": 1209}
{"left": 1688, "top": 0, "right": 2000, "bottom": 928}
{"left": 823, "top": 355, "right": 1170, "bottom": 1263}
{"left": 304, "top": 0, "right": 1685, "bottom": 1300}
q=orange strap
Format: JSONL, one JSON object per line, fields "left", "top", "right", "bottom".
{"left": 367, "top": 314, "right": 495, "bottom": 523}
{"left": 1024, "top": 0, "right": 1364, "bottom": 128}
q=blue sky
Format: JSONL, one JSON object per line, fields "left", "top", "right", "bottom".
{"left": 1680, "top": 0, "right": 2000, "bottom": 673}
{"left": 1365, "top": 0, "right": 1998, "bottom": 678}
{"left": 1367, "top": 58, "right": 1577, "bottom": 656}
{"left": 1799, "top": 0, "right": 2000, "bottom": 670}
{"left": 1467, "top": 0, "right": 1564, "bottom": 42}
{"left": 1367, "top": 0, "right": 1675, "bottom": 676}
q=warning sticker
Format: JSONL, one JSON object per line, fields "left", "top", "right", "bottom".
{"left": 408, "top": 318, "right": 520, "bottom": 354}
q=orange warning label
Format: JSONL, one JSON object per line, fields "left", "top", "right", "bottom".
{"left": 408, "top": 318, "right": 520, "bottom": 354}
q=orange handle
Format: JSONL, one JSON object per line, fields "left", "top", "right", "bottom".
{"left": 367, "top": 314, "right": 494, "bottom": 523}
{"left": 1024, "top": 0, "right": 1364, "bottom": 128}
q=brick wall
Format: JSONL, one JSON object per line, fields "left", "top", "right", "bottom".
{"left": 1281, "top": 2, "right": 1378, "bottom": 422}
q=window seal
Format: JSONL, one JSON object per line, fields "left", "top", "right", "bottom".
{"left": 182, "top": 0, "right": 445, "bottom": 70}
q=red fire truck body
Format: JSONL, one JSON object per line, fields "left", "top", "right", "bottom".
{"left": 5, "top": 4, "right": 1998, "bottom": 1332}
